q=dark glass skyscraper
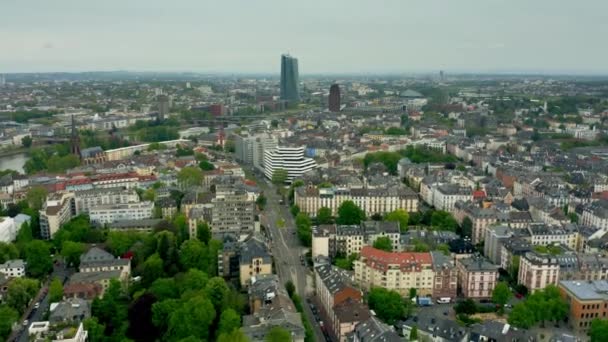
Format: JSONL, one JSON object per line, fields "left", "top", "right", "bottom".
{"left": 328, "top": 84, "right": 340, "bottom": 112}
{"left": 280, "top": 54, "right": 299, "bottom": 102}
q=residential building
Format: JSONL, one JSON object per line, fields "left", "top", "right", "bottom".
{"left": 518, "top": 251, "right": 560, "bottom": 293}
{"left": 67, "top": 270, "right": 121, "bottom": 297}
{"left": 484, "top": 225, "right": 513, "bottom": 265}
{"left": 581, "top": 199, "right": 608, "bottom": 231}
{"left": 399, "top": 315, "right": 468, "bottom": 342}
{"left": 333, "top": 299, "right": 370, "bottom": 342}
{"left": 235, "top": 133, "right": 278, "bottom": 172}
{"left": 315, "top": 264, "right": 363, "bottom": 340}
{"left": 28, "top": 321, "right": 88, "bottom": 342}
{"left": 431, "top": 251, "right": 458, "bottom": 299}
{"left": 559, "top": 280, "right": 608, "bottom": 334}
{"left": 239, "top": 236, "right": 272, "bottom": 287}
{"left": 433, "top": 185, "right": 473, "bottom": 212}
{"left": 243, "top": 274, "right": 305, "bottom": 342}
{"left": 40, "top": 191, "right": 76, "bottom": 240}
{"left": 280, "top": 54, "right": 299, "bottom": 102}
{"left": 295, "top": 184, "right": 418, "bottom": 217}
{"left": 347, "top": 316, "right": 401, "bottom": 342}
{"left": 49, "top": 297, "right": 91, "bottom": 323}
{"left": 456, "top": 256, "right": 499, "bottom": 299}
{"left": 73, "top": 187, "right": 139, "bottom": 214}
{"left": 527, "top": 222, "right": 578, "bottom": 250}
{"left": 79, "top": 247, "right": 131, "bottom": 280}
{"left": 210, "top": 188, "right": 255, "bottom": 238}
{"left": 89, "top": 201, "right": 154, "bottom": 225}
{"left": 263, "top": 146, "right": 316, "bottom": 183}
{"left": 0, "top": 259, "right": 26, "bottom": 278}
{"left": 454, "top": 201, "right": 498, "bottom": 243}
{"left": 354, "top": 246, "right": 435, "bottom": 297}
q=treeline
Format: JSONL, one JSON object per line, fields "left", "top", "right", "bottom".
{"left": 363, "top": 146, "right": 458, "bottom": 175}
{"left": 1, "top": 109, "right": 60, "bottom": 123}
{"left": 24, "top": 145, "right": 80, "bottom": 174}
{"left": 129, "top": 119, "right": 180, "bottom": 143}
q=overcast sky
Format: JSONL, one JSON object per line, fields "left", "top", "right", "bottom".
{"left": 2, "top": 0, "right": 607, "bottom": 74}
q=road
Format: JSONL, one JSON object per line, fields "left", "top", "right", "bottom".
{"left": 9, "top": 262, "right": 72, "bottom": 342}
{"left": 257, "top": 176, "right": 327, "bottom": 342}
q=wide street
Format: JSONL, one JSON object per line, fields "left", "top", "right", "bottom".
{"left": 257, "top": 176, "right": 327, "bottom": 342}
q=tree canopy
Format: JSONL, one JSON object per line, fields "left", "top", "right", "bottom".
{"left": 336, "top": 201, "right": 365, "bottom": 225}
{"left": 373, "top": 237, "right": 393, "bottom": 252}
{"left": 385, "top": 209, "right": 409, "bottom": 232}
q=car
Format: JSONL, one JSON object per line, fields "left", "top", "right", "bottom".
{"left": 515, "top": 293, "right": 524, "bottom": 299}
{"left": 22, "top": 320, "right": 29, "bottom": 327}
{"left": 34, "top": 302, "right": 40, "bottom": 309}
{"left": 443, "top": 311, "right": 448, "bottom": 316}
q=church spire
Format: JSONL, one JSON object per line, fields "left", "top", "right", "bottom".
{"left": 70, "top": 115, "right": 81, "bottom": 158}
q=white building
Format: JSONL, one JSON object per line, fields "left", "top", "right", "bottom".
{"left": 432, "top": 184, "right": 473, "bottom": 212}
{"left": 40, "top": 192, "right": 76, "bottom": 240}
{"left": 518, "top": 251, "right": 560, "bottom": 293}
{"left": 0, "top": 259, "right": 26, "bottom": 278}
{"left": 89, "top": 201, "right": 154, "bottom": 225}
{"left": 581, "top": 200, "right": 608, "bottom": 231}
{"left": 263, "top": 146, "right": 316, "bottom": 183}
{"left": 73, "top": 187, "right": 140, "bottom": 214}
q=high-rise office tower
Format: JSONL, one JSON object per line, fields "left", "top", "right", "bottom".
{"left": 328, "top": 84, "right": 341, "bottom": 112}
{"left": 157, "top": 95, "right": 170, "bottom": 121}
{"left": 280, "top": 54, "right": 300, "bottom": 102}
{"left": 439, "top": 70, "right": 445, "bottom": 81}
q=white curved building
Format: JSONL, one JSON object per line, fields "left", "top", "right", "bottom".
{"left": 263, "top": 146, "right": 316, "bottom": 183}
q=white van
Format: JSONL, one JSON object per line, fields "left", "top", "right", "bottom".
{"left": 436, "top": 297, "right": 451, "bottom": 304}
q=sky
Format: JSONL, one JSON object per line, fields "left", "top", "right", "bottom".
{"left": 1, "top": 0, "right": 608, "bottom": 74}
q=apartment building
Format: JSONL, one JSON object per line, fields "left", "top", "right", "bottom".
{"left": 89, "top": 201, "right": 154, "bottom": 225}
{"left": 79, "top": 247, "right": 131, "bottom": 280}
{"left": 430, "top": 251, "right": 458, "bottom": 299}
{"left": 518, "top": 251, "right": 560, "bottom": 293}
{"left": 527, "top": 222, "right": 578, "bottom": 249}
{"left": 354, "top": 246, "right": 435, "bottom": 297}
{"left": 456, "top": 257, "right": 499, "bottom": 299}
{"left": 433, "top": 184, "right": 473, "bottom": 212}
{"left": 581, "top": 199, "right": 608, "bottom": 231}
{"left": 484, "top": 225, "right": 513, "bottom": 265}
{"left": 559, "top": 280, "right": 608, "bottom": 334}
{"left": 210, "top": 189, "right": 255, "bottom": 238}
{"left": 0, "top": 259, "right": 26, "bottom": 278}
{"left": 295, "top": 184, "right": 418, "bottom": 217}
{"left": 454, "top": 201, "right": 498, "bottom": 244}
{"left": 90, "top": 172, "right": 140, "bottom": 189}
{"left": 73, "top": 187, "right": 139, "bottom": 214}
{"left": 311, "top": 221, "right": 400, "bottom": 258}
{"left": 315, "top": 263, "right": 363, "bottom": 341}
{"left": 40, "top": 191, "right": 76, "bottom": 240}
{"left": 239, "top": 236, "right": 272, "bottom": 287}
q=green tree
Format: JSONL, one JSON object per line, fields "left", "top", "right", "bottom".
{"left": 218, "top": 329, "right": 249, "bottom": 342}
{"left": 142, "top": 253, "right": 164, "bottom": 286}
{"left": 199, "top": 160, "right": 215, "bottom": 171}
{"left": 373, "top": 237, "right": 393, "bottom": 252}
{"left": 368, "top": 287, "right": 406, "bottom": 324}
{"left": 21, "top": 136, "right": 33, "bottom": 148}
{"left": 166, "top": 295, "right": 216, "bottom": 341}
{"left": 336, "top": 200, "right": 365, "bottom": 225}
{"left": 409, "top": 288, "right": 417, "bottom": 299}
{"left": 436, "top": 243, "right": 451, "bottom": 256}
{"left": 409, "top": 326, "right": 418, "bottom": 341}
{"left": 6, "top": 277, "right": 39, "bottom": 313}
{"left": 143, "top": 188, "right": 156, "bottom": 201}
{"left": 271, "top": 168, "right": 288, "bottom": 185}
{"left": 204, "top": 276, "right": 229, "bottom": 312}
{"left": 460, "top": 217, "right": 473, "bottom": 238}
{"left": 316, "top": 207, "right": 333, "bottom": 225}
{"left": 49, "top": 277, "right": 64, "bottom": 303}
{"left": 83, "top": 317, "right": 106, "bottom": 342}
{"left": 149, "top": 278, "right": 179, "bottom": 301}
{"left": 385, "top": 209, "right": 409, "bottom": 232}
{"left": 290, "top": 205, "right": 300, "bottom": 217}
{"left": 508, "top": 302, "right": 536, "bottom": 329}
{"left": 589, "top": 319, "right": 608, "bottom": 342}
{"left": 0, "top": 242, "right": 19, "bottom": 264}
{"left": 295, "top": 212, "right": 312, "bottom": 246}
{"left": 430, "top": 211, "right": 458, "bottom": 231}
{"left": 256, "top": 194, "right": 267, "bottom": 210}
{"left": 24, "top": 240, "right": 53, "bottom": 278}
{"left": 492, "top": 282, "right": 512, "bottom": 308}
{"left": 218, "top": 308, "right": 241, "bottom": 335}
{"left": 61, "top": 241, "right": 86, "bottom": 267}
{"left": 179, "top": 239, "right": 208, "bottom": 271}
{"left": 177, "top": 166, "right": 204, "bottom": 189}
{"left": 454, "top": 299, "right": 477, "bottom": 315}
{"left": 0, "top": 305, "right": 19, "bottom": 341}
{"left": 152, "top": 299, "right": 180, "bottom": 333}
{"left": 26, "top": 186, "right": 48, "bottom": 211}
{"left": 285, "top": 280, "right": 296, "bottom": 298}
{"left": 266, "top": 326, "right": 292, "bottom": 342}
{"left": 196, "top": 222, "right": 211, "bottom": 244}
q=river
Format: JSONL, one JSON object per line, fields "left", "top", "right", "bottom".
{"left": 0, "top": 153, "right": 28, "bottom": 173}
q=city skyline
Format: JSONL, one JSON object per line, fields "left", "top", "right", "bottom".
{"left": 2, "top": 0, "right": 608, "bottom": 74}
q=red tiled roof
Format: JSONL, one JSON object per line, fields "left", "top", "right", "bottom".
{"left": 473, "top": 190, "right": 486, "bottom": 199}
{"left": 360, "top": 246, "right": 432, "bottom": 273}
{"left": 92, "top": 172, "right": 138, "bottom": 182}
{"left": 66, "top": 178, "right": 92, "bottom": 186}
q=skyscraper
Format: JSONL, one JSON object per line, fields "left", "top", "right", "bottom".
{"left": 280, "top": 54, "right": 299, "bottom": 102}
{"left": 328, "top": 84, "right": 341, "bottom": 112}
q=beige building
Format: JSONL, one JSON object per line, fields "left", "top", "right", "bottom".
{"left": 39, "top": 191, "right": 76, "bottom": 240}
{"left": 354, "top": 246, "right": 435, "bottom": 297}
{"left": 527, "top": 223, "right": 578, "bottom": 251}
{"left": 454, "top": 201, "right": 498, "bottom": 244}
{"left": 79, "top": 247, "right": 131, "bottom": 280}
{"left": 295, "top": 185, "right": 418, "bottom": 217}
{"left": 518, "top": 251, "right": 560, "bottom": 293}
{"left": 581, "top": 199, "right": 608, "bottom": 231}
{"left": 456, "top": 257, "right": 499, "bottom": 299}
{"left": 239, "top": 236, "right": 272, "bottom": 287}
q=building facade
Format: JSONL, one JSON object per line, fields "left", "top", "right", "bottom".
{"left": 518, "top": 251, "right": 560, "bottom": 293}
{"left": 456, "top": 257, "right": 499, "bottom": 299}
{"left": 88, "top": 201, "right": 154, "bottom": 225}
{"left": 263, "top": 146, "right": 316, "bottom": 183}
{"left": 280, "top": 54, "right": 299, "bottom": 102}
